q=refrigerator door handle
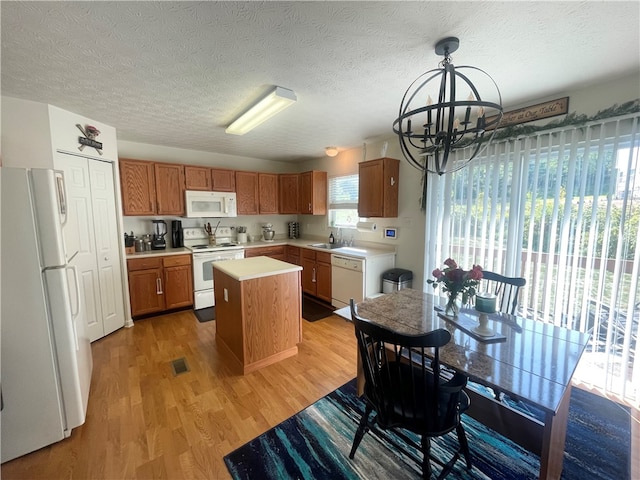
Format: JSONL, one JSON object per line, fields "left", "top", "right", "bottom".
{"left": 67, "top": 266, "right": 81, "bottom": 351}
{"left": 55, "top": 171, "right": 68, "bottom": 224}
{"left": 67, "top": 266, "right": 81, "bottom": 318}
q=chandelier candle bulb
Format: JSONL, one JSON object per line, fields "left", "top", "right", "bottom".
{"left": 476, "top": 293, "right": 497, "bottom": 313}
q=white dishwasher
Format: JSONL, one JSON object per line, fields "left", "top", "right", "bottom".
{"left": 331, "top": 253, "right": 395, "bottom": 308}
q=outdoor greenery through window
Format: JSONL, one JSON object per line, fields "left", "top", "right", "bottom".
{"left": 424, "top": 113, "right": 640, "bottom": 402}
{"left": 328, "top": 174, "right": 360, "bottom": 228}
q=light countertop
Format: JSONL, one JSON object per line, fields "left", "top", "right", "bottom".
{"left": 125, "top": 238, "right": 395, "bottom": 260}
{"left": 240, "top": 238, "right": 396, "bottom": 259}
{"left": 213, "top": 256, "right": 302, "bottom": 281}
{"left": 125, "top": 247, "right": 191, "bottom": 259}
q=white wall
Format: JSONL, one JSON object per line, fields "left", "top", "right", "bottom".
{"left": 118, "top": 140, "right": 291, "bottom": 173}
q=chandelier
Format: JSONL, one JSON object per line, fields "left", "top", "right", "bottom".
{"left": 393, "top": 37, "right": 503, "bottom": 175}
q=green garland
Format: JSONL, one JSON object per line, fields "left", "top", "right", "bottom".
{"left": 490, "top": 99, "right": 640, "bottom": 142}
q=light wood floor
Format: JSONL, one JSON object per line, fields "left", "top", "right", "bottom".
{"left": 1, "top": 310, "right": 357, "bottom": 479}
{"left": 3, "top": 309, "right": 638, "bottom": 479}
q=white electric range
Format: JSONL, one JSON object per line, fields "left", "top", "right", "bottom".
{"left": 184, "top": 227, "right": 245, "bottom": 310}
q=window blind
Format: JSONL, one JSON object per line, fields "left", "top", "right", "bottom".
{"left": 329, "top": 174, "right": 358, "bottom": 209}
{"left": 425, "top": 113, "right": 640, "bottom": 403}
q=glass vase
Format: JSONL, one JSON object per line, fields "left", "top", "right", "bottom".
{"left": 445, "top": 295, "right": 460, "bottom": 316}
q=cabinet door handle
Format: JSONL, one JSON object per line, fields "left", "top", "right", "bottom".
{"left": 156, "top": 277, "right": 164, "bottom": 294}
{"left": 312, "top": 267, "right": 316, "bottom": 282}
{"left": 308, "top": 202, "right": 311, "bottom": 212}
{"left": 390, "top": 176, "right": 396, "bottom": 186}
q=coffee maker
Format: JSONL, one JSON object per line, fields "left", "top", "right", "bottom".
{"left": 151, "top": 220, "right": 167, "bottom": 250}
{"left": 171, "top": 220, "right": 184, "bottom": 248}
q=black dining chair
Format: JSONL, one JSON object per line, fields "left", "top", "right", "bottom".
{"left": 480, "top": 270, "right": 526, "bottom": 315}
{"left": 478, "top": 271, "right": 528, "bottom": 404}
{"left": 349, "top": 299, "right": 472, "bottom": 479}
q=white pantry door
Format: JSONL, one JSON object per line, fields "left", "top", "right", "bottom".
{"left": 54, "top": 153, "right": 125, "bottom": 341}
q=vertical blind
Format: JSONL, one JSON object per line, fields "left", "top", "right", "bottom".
{"left": 424, "top": 114, "right": 640, "bottom": 404}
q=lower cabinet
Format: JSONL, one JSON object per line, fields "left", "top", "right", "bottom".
{"left": 285, "top": 245, "right": 300, "bottom": 265}
{"left": 127, "top": 254, "right": 193, "bottom": 318}
{"left": 245, "top": 245, "right": 286, "bottom": 261}
{"left": 300, "top": 248, "right": 331, "bottom": 303}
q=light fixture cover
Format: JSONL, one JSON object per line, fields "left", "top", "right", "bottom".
{"left": 226, "top": 86, "right": 297, "bottom": 135}
{"left": 325, "top": 146, "right": 338, "bottom": 157}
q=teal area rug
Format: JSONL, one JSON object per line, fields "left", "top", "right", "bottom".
{"left": 224, "top": 379, "right": 631, "bottom": 479}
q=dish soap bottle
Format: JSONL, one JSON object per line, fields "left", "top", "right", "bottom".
{"left": 329, "top": 232, "right": 335, "bottom": 244}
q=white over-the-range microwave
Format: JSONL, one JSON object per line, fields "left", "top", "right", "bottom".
{"left": 184, "top": 190, "right": 237, "bottom": 218}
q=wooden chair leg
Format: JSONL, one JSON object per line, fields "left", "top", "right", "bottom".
{"left": 456, "top": 424, "right": 472, "bottom": 470}
{"left": 349, "top": 404, "right": 372, "bottom": 459}
{"left": 420, "top": 435, "right": 432, "bottom": 479}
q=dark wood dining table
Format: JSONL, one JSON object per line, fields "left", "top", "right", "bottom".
{"left": 334, "top": 288, "right": 591, "bottom": 480}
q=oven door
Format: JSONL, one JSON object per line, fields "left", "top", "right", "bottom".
{"left": 192, "top": 250, "right": 244, "bottom": 309}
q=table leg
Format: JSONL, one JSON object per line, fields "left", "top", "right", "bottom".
{"left": 539, "top": 384, "right": 572, "bottom": 480}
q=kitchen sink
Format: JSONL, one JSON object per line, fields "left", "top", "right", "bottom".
{"left": 308, "top": 243, "right": 342, "bottom": 249}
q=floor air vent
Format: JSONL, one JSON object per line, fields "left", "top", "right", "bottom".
{"left": 170, "top": 357, "right": 190, "bottom": 376}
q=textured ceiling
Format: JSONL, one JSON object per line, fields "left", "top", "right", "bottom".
{"left": 2, "top": 1, "right": 639, "bottom": 162}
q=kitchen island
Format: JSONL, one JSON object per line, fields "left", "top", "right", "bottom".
{"left": 212, "top": 256, "right": 303, "bottom": 375}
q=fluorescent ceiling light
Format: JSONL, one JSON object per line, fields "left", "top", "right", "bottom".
{"left": 225, "top": 86, "right": 297, "bottom": 135}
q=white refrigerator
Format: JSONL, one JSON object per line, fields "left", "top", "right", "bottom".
{"left": 1, "top": 167, "right": 93, "bottom": 463}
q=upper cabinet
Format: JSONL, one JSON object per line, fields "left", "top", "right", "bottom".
{"left": 235, "top": 171, "right": 259, "bottom": 215}
{"left": 184, "top": 166, "right": 236, "bottom": 192}
{"left": 258, "top": 173, "right": 279, "bottom": 214}
{"left": 184, "top": 166, "right": 212, "bottom": 191}
{"left": 120, "top": 159, "right": 185, "bottom": 216}
{"left": 299, "top": 171, "right": 327, "bottom": 215}
{"left": 211, "top": 168, "right": 236, "bottom": 192}
{"left": 279, "top": 173, "right": 300, "bottom": 214}
{"left": 358, "top": 157, "right": 400, "bottom": 218}
{"left": 120, "top": 158, "right": 327, "bottom": 218}
{"left": 119, "top": 158, "right": 157, "bottom": 216}
{"left": 154, "top": 163, "right": 185, "bottom": 215}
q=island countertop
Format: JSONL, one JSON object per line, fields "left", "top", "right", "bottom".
{"left": 213, "top": 256, "right": 302, "bottom": 281}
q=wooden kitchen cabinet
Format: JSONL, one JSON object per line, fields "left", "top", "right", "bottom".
{"left": 285, "top": 245, "right": 300, "bottom": 265}
{"left": 185, "top": 166, "right": 236, "bottom": 192}
{"left": 163, "top": 255, "right": 193, "bottom": 310}
{"left": 154, "top": 163, "right": 185, "bottom": 215}
{"left": 214, "top": 258, "right": 302, "bottom": 375}
{"left": 300, "top": 248, "right": 331, "bottom": 302}
{"left": 127, "top": 257, "right": 165, "bottom": 317}
{"left": 299, "top": 171, "right": 327, "bottom": 215}
{"left": 235, "top": 171, "right": 259, "bottom": 215}
{"left": 127, "top": 254, "right": 193, "bottom": 317}
{"left": 279, "top": 173, "right": 300, "bottom": 214}
{"left": 120, "top": 158, "right": 185, "bottom": 216}
{"left": 211, "top": 168, "right": 236, "bottom": 192}
{"left": 119, "top": 158, "right": 157, "bottom": 215}
{"left": 258, "top": 173, "right": 279, "bottom": 214}
{"left": 184, "top": 165, "right": 212, "bottom": 191}
{"left": 358, "top": 157, "right": 400, "bottom": 218}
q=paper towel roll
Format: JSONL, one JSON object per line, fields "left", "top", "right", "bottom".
{"left": 356, "top": 221, "right": 378, "bottom": 232}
